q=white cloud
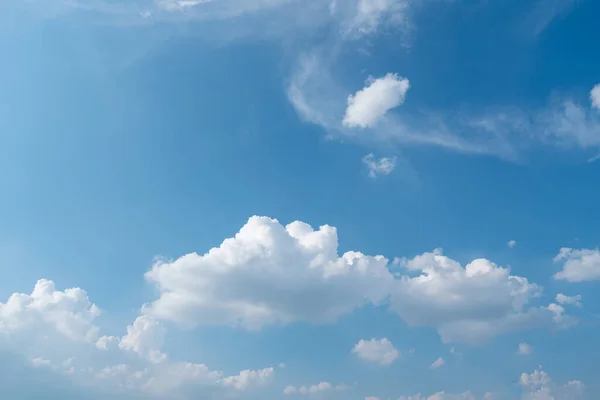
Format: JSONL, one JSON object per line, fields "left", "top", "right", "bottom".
{"left": 520, "top": 369, "right": 585, "bottom": 399}
{"left": 365, "top": 397, "right": 380, "bottom": 400}
{"left": 141, "top": 217, "right": 574, "bottom": 345}
{"left": 156, "top": 0, "right": 210, "bottom": 12}
{"left": 362, "top": 154, "right": 397, "bottom": 178}
{"left": 30, "top": 357, "right": 52, "bottom": 368}
{"left": 591, "top": 84, "right": 600, "bottom": 110}
{"left": 430, "top": 357, "right": 445, "bottom": 369}
{"left": 220, "top": 367, "right": 274, "bottom": 390}
{"left": 285, "top": 381, "right": 348, "bottom": 395}
{"left": 284, "top": 385, "right": 298, "bottom": 395}
{"left": 143, "top": 216, "right": 394, "bottom": 330}
{"left": 96, "top": 335, "right": 119, "bottom": 350}
{"left": 508, "top": 240, "right": 517, "bottom": 248}
{"left": 0, "top": 279, "right": 100, "bottom": 343}
{"left": 390, "top": 249, "right": 573, "bottom": 344}
{"left": 555, "top": 293, "right": 582, "bottom": 307}
{"left": 553, "top": 247, "right": 600, "bottom": 282}
{"left": 118, "top": 316, "right": 167, "bottom": 364}
{"left": 398, "top": 391, "right": 476, "bottom": 400}
{"left": 344, "top": 0, "right": 410, "bottom": 37}
{"left": 517, "top": 343, "right": 532, "bottom": 355}
{"left": 351, "top": 338, "right": 399, "bottom": 365}
{"left": 343, "top": 73, "right": 410, "bottom": 128}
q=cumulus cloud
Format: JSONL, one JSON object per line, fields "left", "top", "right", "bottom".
{"left": 390, "top": 249, "right": 573, "bottom": 344}
{"left": 143, "top": 216, "right": 394, "bottom": 330}
{"left": 591, "top": 84, "right": 600, "bottom": 110}
{"left": 508, "top": 240, "right": 517, "bottom": 248}
{"left": 343, "top": 73, "right": 410, "bottom": 128}
{"left": 220, "top": 367, "right": 274, "bottom": 390}
{"left": 555, "top": 293, "right": 582, "bottom": 307}
{"left": 517, "top": 343, "right": 532, "bottom": 355}
{"left": 141, "top": 217, "right": 575, "bottom": 344}
{"left": 118, "top": 316, "right": 167, "bottom": 363}
{"left": 0, "top": 277, "right": 276, "bottom": 399}
{"left": 430, "top": 357, "right": 445, "bottom": 369}
{"left": 362, "top": 154, "right": 397, "bottom": 178}
{"left": 520, "top": 368, "right": 585, "bottom": 399}
{"left": 0, "top": 279, "right": 100, "bottom": 343}
{"left": 284, "top": 381, "right": 348, "bottom": 395}
{"left": 553, "top": 247, "right": 600, "bottom": 282}
{"left": 351, "top": 338, "right": 399, "bottom": 365}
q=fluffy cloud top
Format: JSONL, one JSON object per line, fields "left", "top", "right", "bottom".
{"left": 144, "top": 216, "right": 395, "bottom": 330}
{"left": 553, "top": 247, "right": 600, "bottom": 282}
{"left": 118, "top": 316, "right": 167, "bottom": 363}
{"left": 390, "top": 249, "right": 572, "bottom": 344}
{"left": 343, "top": 73, "right": 410, "bottom": 128}
{"left": 362, "top": 154, "right": 397, "bottom": 178}
{"left": 142, "top": 217, "right": 574, "bottom": 344}
{"left": 352, "top": 338, "right": 399, "bottom": 365}
{"left": 555, "top": 293, "right": 582, "bottom": 307}
{"left": 0, "top": 279, "right": 100, "bottom": 343}
{"left": 520, "top": 369, "right": 585, "bottom": 399}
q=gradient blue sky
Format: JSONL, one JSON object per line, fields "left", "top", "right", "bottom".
{"left": 1, "top": 0, "right": 599, "bottom": 399}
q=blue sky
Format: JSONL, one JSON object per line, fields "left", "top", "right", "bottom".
{"left": 0, "top": 0, "right": 599, "bottom": 399}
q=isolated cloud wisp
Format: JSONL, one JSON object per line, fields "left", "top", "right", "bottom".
{"left": 362, "top": 154, "right": 397, "bottom": 178}
{"left": 517, "top": 343, "right": 532, "bottom": 355}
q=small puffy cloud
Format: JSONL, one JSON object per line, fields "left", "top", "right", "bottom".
{"left": 285, "top": 381, "right": 348, "bottom": 395}
{"left": 343, "top": 73, "right": 410, "bottom": 128}
{"left": 365, "top": 397, "right": 380, "bottom": 400}
{"left": 555, "top": 293, "right": 582, "bottom": 307}
{"left": 220, "top": 367, "right": 274, "bottom": 390}
{"left": 430, "top": 357, "right": 445, "bottom": 369}
{"left": 118, "top": 316, "right": 167, "bottom": 363}
{"left": 591, "top": 84, "right": 600, "bottom": 110}
{"left": 553, "top": 247, "right": 600, "bottom": 282}
{"left": 554, "top": 247, "right": 600, "bottom": 282}
{"left": 517, "top": 343, "right": 532, "bottom": 355}
{"left": 0, "top": 279, "right": 100, "bottom": 343}
{"left": 390, "top": 249, "right": 572, "bottom": 344}
{"left": 362, "top": 154, "right": 397, "bottom": 178}
{"left": 508, "top": 240, "right": 517, "bottom": 248}
{"left": 520, "top": 369, "right": 584, "bottom": 399}
{"left": 284, "top": 386, "right": 297, "bottom": 395}
{"left": 96, "top": 335, "right": 119, "bottom": 350}
{"left": 351, "top": 338, "right": 399, "bottom": 365}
